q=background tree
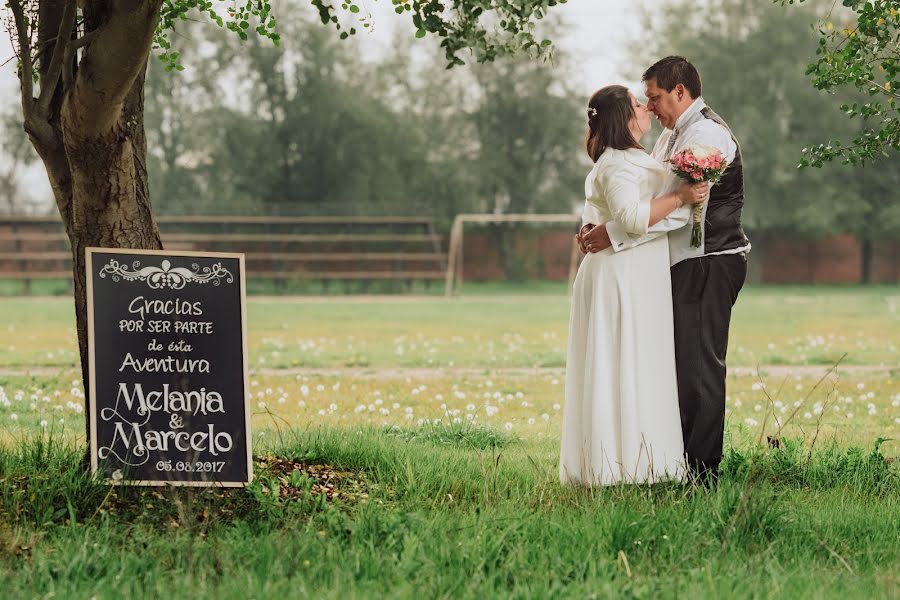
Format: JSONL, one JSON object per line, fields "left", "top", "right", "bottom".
{"left": 780, "top": 0, "right": 899, "bottom": 167}
{"left": 0, "top": 108, "right": 43, "bottom": 214}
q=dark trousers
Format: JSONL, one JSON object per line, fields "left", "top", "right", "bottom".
{"left": 671, "top": 253, "right": 747, "bottom": 480}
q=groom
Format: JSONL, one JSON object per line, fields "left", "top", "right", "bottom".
{"left": 578, "top": 56, "right": 750, "bottom": 482}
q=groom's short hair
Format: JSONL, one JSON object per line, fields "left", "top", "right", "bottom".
{"left": 643, "top": 56, "right": 702, "bottom": 99}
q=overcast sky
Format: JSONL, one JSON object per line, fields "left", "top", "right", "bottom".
{"left": 1, "top": 0, "right": 652, "bottom": 205}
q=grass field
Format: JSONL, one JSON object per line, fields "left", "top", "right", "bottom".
{"left": 1, "top": 285, "right": 898, "bottom": 598}
{"left": 1, "top": 285, "right": 899, "bottom": 369}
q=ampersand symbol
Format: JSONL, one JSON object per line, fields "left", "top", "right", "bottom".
{"left": 169, "top": 414, "right": 184, "bottom": 429}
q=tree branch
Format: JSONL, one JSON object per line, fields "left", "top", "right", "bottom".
{"left": 64, "top": 0, "right": 164, "bottom": 140}
{"left": 7, "top": 0, "right": 34, "bottom": 119}
{"left": 37, "top": 0, "right": 77, "bottom": 115}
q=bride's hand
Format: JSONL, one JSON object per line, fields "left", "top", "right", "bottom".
{"left": 677, "top": 181, "right": 709, "bottom": 205}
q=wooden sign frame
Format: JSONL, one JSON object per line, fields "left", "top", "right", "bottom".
{"left": 86, "top": 247, "right": 252, "bottom": 487}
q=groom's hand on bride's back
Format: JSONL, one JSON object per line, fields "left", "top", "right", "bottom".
{"left": 576, "top": 223, "right": 612, "bottom": 254}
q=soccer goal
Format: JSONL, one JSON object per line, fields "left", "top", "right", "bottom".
{"left": 444, "top": 213, "right": 583, "bottom": 297}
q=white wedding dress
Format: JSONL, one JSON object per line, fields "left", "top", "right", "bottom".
{"left": 559, "top": 148, "right": 687, "bottom": 486}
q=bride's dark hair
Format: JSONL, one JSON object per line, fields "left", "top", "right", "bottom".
{"left": 584, "top": 85, "right": 642, "bottom": 162}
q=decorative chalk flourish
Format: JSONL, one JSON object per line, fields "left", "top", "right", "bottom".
{"left": 99, "top": 258, "right": 234, "bottom": 290}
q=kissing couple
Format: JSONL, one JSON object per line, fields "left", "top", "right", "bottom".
{"left": 559, "top": 56, "right": 751, "bottom": 487}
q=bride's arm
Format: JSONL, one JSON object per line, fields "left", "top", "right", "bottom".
{"left": 603, "top": 165, "right": 703, "bottom": 235}
{"left": 582, "top": 182, "right": 704, "bottom": 252}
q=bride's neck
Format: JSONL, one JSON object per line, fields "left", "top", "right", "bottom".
{"left": 628, "top": 125, "right": 643, "bottom": 146}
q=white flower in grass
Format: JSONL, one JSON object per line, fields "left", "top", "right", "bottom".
{"left": 278, "top": 397, "right": 286, "bottom": 405}
{"left": 265, "top": 388, "right": 273, "bottom": 395}
{"left": 857, "top": 382, "right": 865, "bottom": 390}
{"left": 300, "top": 385, "right": 309, "bottom": 396}
{"left": 515, "top": 392, "right": 524, "bottom": 399}
{"left": 744, "top": 418, "right": 758, "bottom": 427}
{"left": 751, "top": 382, "right": 763, "bottom": 391}
{"left": 257, "top": 401, "right": 266, "bottom": 409}
{"left": 466, "top": 414, "right": 474, "bottom": 421}
{"left": 804, "top": 412, "right": 812, "bottom": 419}
{"left": 298, "top": 401, "right": 306, "bottom": 409}
{"left": 453, "top": 417, "right": 461, "bottom": 424}
{"left": 318, "top": 409, "right": 326, "bottom": 416}
{"left": 393, "top": 403, "right": 401, "bottom": 410}
{"left": 375, "top": 399, "right": 383, "bottom": 406}
{"left": 542, "top": 413, "right": 550, "bottom": 421}
{"left": 329, "top": 403, "right": 338, "bottom": 411}
{"left": 551, "top": 379, "right": 559, "bottom": 385}
{"left": 504, "top": 422, "right": 513, "bottom": 430}
{"left": 466, "top": 404, "right": 476, "bottom": 412}
{"left": 439, "top": 403, "right": 447, "bottom": 411}
{"left": 9, "top": 414, "right": 17, "bottom": 421}
{"left": 316, "top": 385, "right": 325, "bottom": 392}
{"left": 355, "top": 405, "right": 366, "bottom": 413}
{"left": 380, "top": 409, "right": 390, "bottom": 416}
{"left": 40, "top": 420, "right": 48, "bottom": 428}
{"left": 405, "top": 407, "right": 413, "bottom": 414}
{"left": 846, "top": 413, "right": 854, "bottom": 419}
{"left": 485, "top": 405, "right": 499, "bottom": 417}
{"left": 527, "top": 418, "right": 535, "bottom": 425}
{"left": 58, "top": 418, "right": 65, "bottom": 425}
{"left": 553, "top": 403, "right": 561, "bottom": 411}
{"left": 754, "top": 404, "right": 762, "bottom": 412}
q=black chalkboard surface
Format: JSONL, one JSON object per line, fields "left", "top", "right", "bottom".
{"left": 86, "top": 248, "right": 252, "bottom": 486}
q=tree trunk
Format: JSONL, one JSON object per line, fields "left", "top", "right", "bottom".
{"left": 64, "top": 63, "right": 163, "bottom": 442}
{"left": 860, "top": 238, "right": 874, "bottom": 284}
{"left": 15, "top": 0, "right": 164, "bottom": 446}
{"left": 746, "top": 231, "right": 765, "bottom": 284}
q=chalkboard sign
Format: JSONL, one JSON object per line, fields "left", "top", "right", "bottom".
{"left": 86, "top": 248, "right": 252, "bottom": 487}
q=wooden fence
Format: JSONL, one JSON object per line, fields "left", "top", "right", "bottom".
{"left": 0, "top": 216, "right": 447, "bottom": 292}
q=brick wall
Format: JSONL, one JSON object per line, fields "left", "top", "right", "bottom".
{"left": 459, "top": 229, "right": 900, "bottom": 284}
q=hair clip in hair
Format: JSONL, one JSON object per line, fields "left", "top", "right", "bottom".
{"left": 587, "top": 107, "right": 598, "bottom": 117}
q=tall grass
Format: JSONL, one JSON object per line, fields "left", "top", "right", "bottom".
{"left": 0, "top": 424, "right": 897, "bottom": 598}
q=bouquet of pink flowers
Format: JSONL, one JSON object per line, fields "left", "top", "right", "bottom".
{"left": 669, "top": 145, "right": 728, "bottom": 248}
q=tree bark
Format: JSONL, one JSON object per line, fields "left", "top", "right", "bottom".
{"left": 66, "top": 63, "right": 162, "bottom": 442}
{"left": 860, "top": 238, "right": 874, "bottom": 284}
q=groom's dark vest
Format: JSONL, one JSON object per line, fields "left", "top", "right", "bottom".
{"left": 696, "top": 107, "right": 749, "bottom": 253}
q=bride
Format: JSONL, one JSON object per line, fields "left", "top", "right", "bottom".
{"left": 559, "top": 85, "right": 707, "bottom": 487}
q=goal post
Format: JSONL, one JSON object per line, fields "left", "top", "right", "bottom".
{"left": 444, "top": 213, "right": 583, "bottom": 297}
